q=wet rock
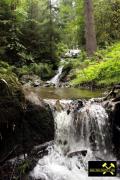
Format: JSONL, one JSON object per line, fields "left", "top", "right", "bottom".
{"left": 0, "top": 85, "right": 55, "bottom": 161}
{"left": 43, "top": 82, "right": 56, "bottom": 87}
{"left": 54, "top": 100, "right": 64, "bottom": 112}
{"left": 33, "top": 79, "right": 41, "bottom": 87}
{"left": 30, "top": 141, "right": 53, "bottom": 159}
{"left": 20, "top": 75, "right": 43, "bottom": 87}
{"left": 104, "top": 100, "right": 120, "bottom": 158}
{"left": 72, "top": 99, "right": 85, "bottom": 112}
{"left": 43, "top": 82, "right": 51, "bottom": 87}
{"left": 67, "top": 150, "right": 87, "bottom": 158}
{"left": 23, "top": 99, "right": 55, "bottom": 151}
{"left": 102, "top": 86, "right": 120, "bottom": 159}
{"left": 67, "top": 109, "right": 71, "bottom": 115}
{"left": 0, "top": 79, "right": 11, "bottom": 97}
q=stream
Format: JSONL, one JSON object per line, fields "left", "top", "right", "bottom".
{"left": 29, "top": 96, "right": 119, "bottom": 180}
{"left": 30, "top": 87, "right": 104, "bottom": 100}
{"left": 25, "top": 63, "right": 118, "bottom": 179}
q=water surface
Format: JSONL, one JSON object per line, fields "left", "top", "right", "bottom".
{"left": 34, "top": 87, "right": 104, "bottom": 99}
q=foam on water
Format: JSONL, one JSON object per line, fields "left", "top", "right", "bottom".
{"left": 30, "top": 100, "right": 118, "bottom": 180}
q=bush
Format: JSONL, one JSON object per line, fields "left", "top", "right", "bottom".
{"left": 56, "top": 42, "right": 68, "bottom": 57}
{"left": 71, "top": 42, "right": 120, "bottom": 87}
{"left": 17, "top": 63, "right": 55, "bottom": 80}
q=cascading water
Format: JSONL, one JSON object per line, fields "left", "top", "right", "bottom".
{"left": 49, "top": 66, "right": 63, "bottom": 86}
{"left": 30, "top": 99, "right": 118, "bottom": 180}
{"left": 73, "top": 101, "right": 111, "bottom": 156}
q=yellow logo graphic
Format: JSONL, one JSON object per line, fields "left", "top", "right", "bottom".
{"left": 102, "top": 162, "right": 115, "bottom": 175}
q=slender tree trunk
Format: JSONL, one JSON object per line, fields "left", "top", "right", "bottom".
{"left": 49, "top": 0, "right": 54, "bottom": 60}
{"left": 85, "top": 0, "right": 97, "bottom": 57}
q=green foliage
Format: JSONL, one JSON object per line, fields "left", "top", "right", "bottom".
{"left": 58, "top": 0, "right": 120, "bottom": 49}
{"left": 21, "top": 0, "right": 60, "bottom": 62}
{"left": 0, "top": 0, "right": 60, "bottom": 66}
{"left": 71, "top": 42, "right": 120, "bottom": 87}
{"left": 94, "top": 0, "right": 120, "bottom": 47}
{"left": 17, "top": 63, "right": 54, "bottom": 80}
{"left": 56, "top": 42, "right": 68, "bottom": 57}
{"left": 0, "top": 0, "right": 120, "bottom": 88}
{"left": 0, "top": 61, "right": 20, "bottom": 89}
{"left": 17, "top": 160, "right": 31, "bottom": 175}
{"left": 58, "top": 0, "right": 84, "bottom": 48}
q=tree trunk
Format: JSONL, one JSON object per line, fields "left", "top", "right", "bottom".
{"left": 49, "top": 0, "right": 54, "bottom": 60}
{"left": 85, "top": 0, "right": 97, "bottom": 57}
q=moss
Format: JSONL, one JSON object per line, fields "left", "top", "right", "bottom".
{"left": 0, "top": 61, "right": 21, "bottom": 92}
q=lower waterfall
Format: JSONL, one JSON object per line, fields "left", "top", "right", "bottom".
{"left": 30, "top": 99, "right": 118, "bottom": 180}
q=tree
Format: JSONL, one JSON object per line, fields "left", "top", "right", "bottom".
{"left": 85, "top": 0, "right": 97, "bottom": 56}
{"left": 21, "top": 0, "right": 59, "bottom": 64}
{"left": 0, "top": 0, "right": 28, "bottom": 65}
{"left": 94, "top": 0, "right": 120, "bottom": 46}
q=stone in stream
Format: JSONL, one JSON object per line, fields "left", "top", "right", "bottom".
{"left": 67, "top": 150, "right": 87, "bottom": 158}
{"left": 54, "top": 100, "right": 64, "bottom": 112}
{"left": 67, "top": 99, "right": 85, "bottom": 114}
{"left": 20, "top": 75, "right": 43, "bottom": 87}
{"left": 33, "top": 79, "right": 41, "bottom": 87}
{"left": 29, "top": 141, "right": 54, "bottom": 159}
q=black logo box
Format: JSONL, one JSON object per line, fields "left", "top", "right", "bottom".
{"left": 88, "top": 161, "right": 117, "bottom": 177}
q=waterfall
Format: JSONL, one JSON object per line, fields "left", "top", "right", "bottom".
{"left": 49, "top": 66, "right": 63, "bottom": 86}
{"left": 30, "top": 99, "right": 117, "bottom": 180}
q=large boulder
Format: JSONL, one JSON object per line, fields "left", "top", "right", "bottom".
{"left": 0, "top": 80, "right": 54, "bottom": 162}
{"left": 102, "top": 86, "right": 120, "bottom": 159}
{"left": 103, "top": 99, "right": 120, "bottom": 159}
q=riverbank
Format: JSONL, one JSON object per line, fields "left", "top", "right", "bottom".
{"left": 60, "top": 42, "right": 120, "bottom": 89}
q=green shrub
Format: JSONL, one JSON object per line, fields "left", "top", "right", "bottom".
{"left": 56, "top": 42, "right": 68, "bottom": 57}
{"left": 17, "top": 63, "right": 55, "bottom": 80}
{"left": 71, "top": 42, "right": 120, "bottom": 87}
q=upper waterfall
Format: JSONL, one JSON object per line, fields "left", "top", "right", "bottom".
{"left": 48, "top": 66, "right": 63, "bottom": 86}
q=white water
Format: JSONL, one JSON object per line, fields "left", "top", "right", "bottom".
{"left": 49, "top": 66, "right": 63, "bottom": 86}
{"left": 30, "top": 100, "right": 118, "bottom": 180}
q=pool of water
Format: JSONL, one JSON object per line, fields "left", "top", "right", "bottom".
{"left": 33, "top": 87, "right": 104, "bottom": 99}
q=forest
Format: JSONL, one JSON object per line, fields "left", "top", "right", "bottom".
{"left": 0, "top": 0, "right": 120, "bottom": 89}
{"left": 0, "top": 0, "right": 120, "bottom": 179}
